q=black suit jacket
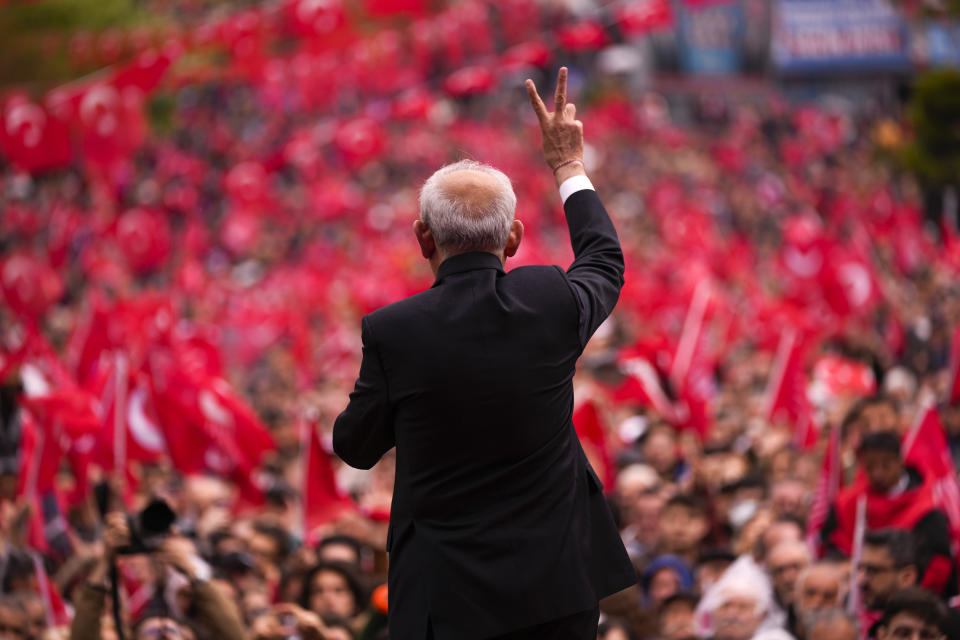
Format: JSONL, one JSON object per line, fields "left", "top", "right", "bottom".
{"left": 333, "top": 189, "right": 637, "bottom": 639}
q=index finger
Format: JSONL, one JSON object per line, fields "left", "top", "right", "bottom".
{"left": 554, "top": 67, "right": 568, "bottom": 117}
{"left": 525, "top": 79, "right": 549, "bottom": 124}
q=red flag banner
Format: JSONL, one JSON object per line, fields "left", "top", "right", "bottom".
{"left": 765, "top": 328, "right": 817, "bottom": 449}
{"left": 300, "top": 412, "right": 355, "bottom": 541}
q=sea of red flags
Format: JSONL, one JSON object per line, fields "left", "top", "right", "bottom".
{"left": 2, "top": 0, "right": 960, "bottom": 622}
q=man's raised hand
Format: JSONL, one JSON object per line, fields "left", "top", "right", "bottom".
{"left": 525, "top": 67, "right": 586, "bottom": 185}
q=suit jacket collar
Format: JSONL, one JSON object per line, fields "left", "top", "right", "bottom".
{"left": 432, "top": 251, "right": 504, "bottom": 287}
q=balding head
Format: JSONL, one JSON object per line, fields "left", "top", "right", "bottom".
{"left": 417, "top": 160, "right": 520, "bottom": 263}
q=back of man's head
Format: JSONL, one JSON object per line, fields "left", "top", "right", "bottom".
{"left": 420, "top": 160, "right": 516, "bottom": 255}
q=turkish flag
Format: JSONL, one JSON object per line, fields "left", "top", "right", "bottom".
{"left": 115, "top": 208, "right": 172, "bottom": 274}
{"left": 443, "top": 66, "right": 496, "bottom": 98}
{"left": 500, "top": 41, "right": 552, "bottom": 71}
{"left": 0, "top": 251, "right": 64, "bottom": 326}
{"left": 556, "top": 21, "right": 609, "bottom": 52}
{"left": 286, "top": 0, "right": 347, "bottom": 39}
{"left": 112, "top": 48, "right": 175, "bottom": 94}
{"left": 617, "top": 0, "right": 674, "bottom": 35}
{"left": 669, "top": 281, "right": 719, "bottom": 438}
{"left": 334, "top": 118, "right": 386, "bottom": 168}
{"left": 73, "top": 81, "right": 145, "bottom": 171}
{"left": 903, "top": 407, "right": 960, "bottom": 539}
{"left": 300, "top": 412, "right": 355, "bottom": 539}
{"left": 89, "top": 355, "right": 167, "bottom": 478}
{"left": 224, "top": 161, "right": 269, "bottom": 207}
{"left": 765, "top": 328, "right": 818, "bottom": 450}
{"left": 0, "top": 95, "right": 71, "bottom": 174}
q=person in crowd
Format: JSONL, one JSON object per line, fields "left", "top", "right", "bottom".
{"left": 0, "top": 596, "right": 26, "bottom": 640}
{"left": 793, "top": 564, "right": 844, "bottom": 638}
{"left": 655, "top": 495, "right": 711, "bottom": 567}
{"left": 876, "top": 588, "right": 947, "bottom": 640}
{"left": 821, "top": 432, "right": 954, "bottom": 595}
{"left": 857, "top": 530, "right": 922, "bottom": 616}
{"left": 764, "top": 540, "right": 811, "bottom": 616}
{"left": 618, "top": 472, "right": 663, "bottom": 562}
{"left": 804, "top": 609, "right": 858, "bottom": 640}
{"left": 695, "top": 556, "right": 780, "bottom": 640}
{"left": 299, "top": 561, "right": 368, "bottom": 634}
{"left": 642, "top": 556, "right": 695, "bottom": 609}
{"left": 316, "top": 535, "right": 364, "bottom": 569}
{"left": 640, "top": 423, "right": 688, "bottom": 484}
{"left": 769, "top": 478, "right": 811, "bottom": 523}
{"left": 695, "top": 549, "right": 737, "bottom": 595}
{"left": 69, "top": 513, "right": 246, "bottom": 640}
{"left": 658, "top": 593, "right": 698, "bottom": 640}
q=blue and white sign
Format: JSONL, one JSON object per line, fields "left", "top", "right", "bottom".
{"left": 677, "top": 1, "right": 745, "bottom": 75}
{"left": 773, "top": 0, "right": 910, "bottom": 74}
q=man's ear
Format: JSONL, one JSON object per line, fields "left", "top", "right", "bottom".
{"left": 414, "top": 220, "right": 436, "bottom": 260}
{"left": 896, "top": 565, "right": 918, "bottom": 588}
{"left": 504, "top": 219, "right": 524, "bottom": 258}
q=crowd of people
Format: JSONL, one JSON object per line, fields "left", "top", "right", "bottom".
{"left": 2, "top": 1, "right": 960, "bottom": 639}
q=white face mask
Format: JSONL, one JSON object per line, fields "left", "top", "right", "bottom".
{"left": 728, "top": 499, "right": 758, "bottom": 529}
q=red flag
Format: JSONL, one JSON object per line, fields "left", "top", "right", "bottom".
{"left": 0, "top": 251, "right": 64, "bottom": 326}
{"left": 573, "top": 399, "right": 614, "bottom": 490}
{"left": 114, "top": 208, "right": 172, "bottom": 275}
{"left": 74, "top": 81, "right": 145, "bottom": 171}
{"left": 112, "top": 48, "right": 175, "bottom": 94}
{"left": 0, "top": 95, "right": 71, "bottom": 174}
{"left": 333, "top": 118, "right": 386, "bottom": 168}
{"left": 948, "top": 326, "right": 960, "bottom": 404}
{"left": 902, "top": 406, "right": 960, "bottom": 541}
{"left": 615, "top": 353, "right": 677, "bottom": 421}
{"left": 499, "top": 41, "right": 552, "bottom": 71}
{"left": 363, "top": 0, "right": 427, "bottom": 17}
{"left": 616, "top": 0, "right": 674, "bottom": 35}
{"left": 286, "top": 0, "right": 347, "bottom": 39}
{"left": 669, "top": 281, "right": 717, "bottom": 437}
{"left": 556, "top": 21, "right": 609, "bottom": 51}
{"left": 806, "top": 424, "right": 840, "bottom": 557}
{"left": 765, "top": 328, "right": 817, "bottom": 450}
{"left": 32, "top": 553, "right": 72, "bottom": 627}
{"left": 300, "top": 412, "right": 355, "bottom": 541}
{"left": 90, "top": 354, "right": 167, "bottom": 479}
{"left": 443, "top": 66, "right": 496, "bottom": 98}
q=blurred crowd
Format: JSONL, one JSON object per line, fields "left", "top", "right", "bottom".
{"left": 3, "top": 3, "right": 960, "bottom": 639}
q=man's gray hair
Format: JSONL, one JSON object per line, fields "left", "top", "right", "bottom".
{"left": 419, "top": 160, "right": 517, "bottom": 253}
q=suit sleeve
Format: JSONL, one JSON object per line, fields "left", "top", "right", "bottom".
{"left": 333, "top": 317, "right": 395, "bottom": 470}
{"left": 562, "top": 188, "right": 626, "bottom": 347}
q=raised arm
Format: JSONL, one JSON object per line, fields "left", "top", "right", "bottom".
{"left": 526, "top": 68, "right": 625, "bottom": 346}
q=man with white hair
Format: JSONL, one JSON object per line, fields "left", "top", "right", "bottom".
{"left": 696, "top": 556, "right": 785, "bottom": 640}
{"left": 333, "top": 69, "right": 636, "bottom": 639}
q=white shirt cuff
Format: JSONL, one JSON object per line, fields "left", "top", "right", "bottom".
{"left": 558, "top": 175, "right": 595, "bottom": 204}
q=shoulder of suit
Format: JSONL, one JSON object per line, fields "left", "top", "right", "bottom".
{"left": 363, "top": 287, "right": 437, "bottom": 325}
